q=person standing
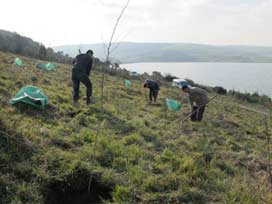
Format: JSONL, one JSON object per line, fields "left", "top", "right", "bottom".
{"left": 72, "top": 50, "right": 94, "bottom": 105}
{"left": 182, "top": 85, "right": 208, "bottom": 121}
{"left": 144, "top": 79, "right": 160, "bottom": 104}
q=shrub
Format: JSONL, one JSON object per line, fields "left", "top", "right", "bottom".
{"left": 213, "top": 86, "right": 227, "bottom": 95}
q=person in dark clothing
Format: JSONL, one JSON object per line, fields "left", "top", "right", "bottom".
{"left": 144, "top": 79, "right": 160, "bottom": 104}
{"left": 190, "top": 105, "right": 206, "bottom": 121}
{"left": 72, "top": 50, "right": 94, "bottom": 105}
{"left": 182, "top": 85, "right": 208, "bottom": 122}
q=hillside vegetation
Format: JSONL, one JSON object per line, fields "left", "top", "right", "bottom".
{"left": 0, "top": 29, "right": 72, "bottom": 63}
{"left": 54, "top": 42, "right": 272, "bottom": 63}
{"left": 0, "top": 51, "right": 272, "bottom": 204}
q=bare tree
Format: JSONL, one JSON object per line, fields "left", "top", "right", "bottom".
{"left": 105, "top": 0, "right": 131, "bottom": 62}
{"left": 100, "top": 0, "right": 131, "bottom": 107}
{"left": 88, "top": 0, "right": 131, "bottom": 193}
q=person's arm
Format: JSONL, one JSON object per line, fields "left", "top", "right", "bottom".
{"left": 86, "top": 58, "right": 93, "bottom": 76}
{"left": 189, "top": 96, "right": 194, "bottom": 110}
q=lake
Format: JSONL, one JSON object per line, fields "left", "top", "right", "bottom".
{"left": 122, "top": 62, "right": 272, "bottom": 97}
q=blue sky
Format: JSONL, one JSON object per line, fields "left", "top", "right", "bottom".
{"left": 0, "top": 0, "right": 272, "bottom": 46}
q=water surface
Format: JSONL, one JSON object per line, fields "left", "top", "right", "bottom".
{"left": 123, "top": 62, "right": 272, "bottom": 97}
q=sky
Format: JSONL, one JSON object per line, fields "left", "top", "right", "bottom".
{"left": 1, "top": 0, "right": 272, "bottom": 46}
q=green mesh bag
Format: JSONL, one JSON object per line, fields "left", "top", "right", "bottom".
{"left": 10, "top": 85, "right": 48, "bottom": 108}
{"left": 14, "top": 57, "right": 24, "bottom": 67}
{"left": 124, "top": 79, "right": 132, "bottom": 88}
{"left": 36, "top": 63, "right": 57, "bottom": 71}
{"left": 166, "top": 98, "right": 182, "bottom": 111}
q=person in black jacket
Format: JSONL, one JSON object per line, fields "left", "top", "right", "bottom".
{"left": 144, "top": 79, "right": 160, "bottom": 104}
{"left": 72, "top": 50, "right": 94, "bottom": 105}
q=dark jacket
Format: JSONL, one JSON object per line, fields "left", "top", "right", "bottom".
{"left": 187, "top": 87, "right": 208, "bottom": 109}
{"left": 144, "top": 80, "right": 160, "bottom": 91}
{"left": 73, "top": 54, "right": 93, "bottom": 76}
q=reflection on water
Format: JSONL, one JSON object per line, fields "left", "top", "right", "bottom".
{"left": 123, "top": 62, "right": 272, "bottom": 97}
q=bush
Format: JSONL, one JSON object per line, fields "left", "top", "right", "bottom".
{"left": 228, "top": 90, "right": 271, "bottom": 105}
{"left": 164, "top": 73, "right": 178, "bottom": 82}
{"left": 213, "top": 86, "right": 227, "bottom": 95}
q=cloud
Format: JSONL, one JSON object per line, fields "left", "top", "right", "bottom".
{"left": 0, "top": 0, "right": 272, "bottom": 46}
{"left": 124, "top": 0, "right": 272, "bottom": 45}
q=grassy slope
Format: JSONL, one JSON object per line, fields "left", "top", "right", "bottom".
{"left": 0, "top": 51, "right": 272, "bottom": 204}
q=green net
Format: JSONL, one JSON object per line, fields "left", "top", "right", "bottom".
{"left": 36, "top": 63, "right": 57, "bottom": 71}
{"left": 10, "top": 85, "right": 48, "bottom": 108}
{"left": 166, "top": 98, "right": 182, "bottom": 111}
{"left": 46, "top": 63, "right": 57, "bottom": 70}
{"left": 124, "top": 79, "right": 132, "bottom": 88}
{"left": 14, "top": 57, "right": 24, "bottom": 67}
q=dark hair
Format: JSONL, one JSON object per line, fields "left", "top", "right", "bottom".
{"left": 144, "top": 79, "right": 150, "bottom": 87}
{"left": 182, "top": 85, "right": 189, "bottom": 91}
{"left": 86, "top": 50, "right": 94, "bottom": 55}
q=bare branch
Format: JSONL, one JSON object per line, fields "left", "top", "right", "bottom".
{"left": 101, "top": 33, "right": 107, "bottom": 60}
{"left": 88, "top": 0, "right": 131, "bottom": 194}
{"left": 106, "top": 0, "right": 131, "bottom": 61}
{"left": 110, "top": 30, "right": 132, "bottom": 54}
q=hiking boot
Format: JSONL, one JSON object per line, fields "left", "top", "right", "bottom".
{"left": 86, "top": 97, "right": 95, "bottom": 105}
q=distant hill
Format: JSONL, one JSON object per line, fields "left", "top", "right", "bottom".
{"left": 0, "top": 29, "right": 72, "bottom": 63}
{"left": 53, "top": 42, "right": 272, "bottom": 63}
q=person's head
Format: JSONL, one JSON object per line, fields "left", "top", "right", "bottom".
{"left": 182, "top": 85, "right": 190, "bottom": 93}
{"left": 86, "top": 50, "right": 94, "bottom": 57}
{"left": 144, "top": 79, "right": 149, "bottom": 88}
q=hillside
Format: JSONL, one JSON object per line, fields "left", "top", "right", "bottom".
{"left": 0, "top": 51, "right": 272, "bottom": 204}
{"left": 0, "top": 29, "right": 72, "bottom": 63}
{"left": 54, "top": 42, "right": 272, "bottom": 63}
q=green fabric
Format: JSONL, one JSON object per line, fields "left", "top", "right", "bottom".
{"left": 124, "top": 79, "right": 132, "bottom": 88}
{"left": 10, "top": 85, "right": 48, "bottom": 108}
{"left": 166, "top": 98, "right": 182, "bottom": 111}
{"left": 14, "top": 57, "right": 24, "bottom": 67}
{"left": 36, "top": 63, "right": 57, "bottom": 71}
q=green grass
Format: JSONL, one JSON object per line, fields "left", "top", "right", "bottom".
{"left": 0, "top": 51, "right": 272, "bottom": 204}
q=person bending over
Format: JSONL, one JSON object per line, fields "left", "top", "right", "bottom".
{"left": 144, "top": 79, "right": 160, "bottom": 104}
{"left": 182, "top": 85, "right": 208, "bottom": 121}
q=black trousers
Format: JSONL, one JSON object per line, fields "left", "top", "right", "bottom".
{"left": 149, "top": 89, "right": 159, "bottom": 102}
{"left": 191, "top": 105, "right": 206, "bottom": 122}
{"left": 72, "top": 70, "right": 92, "bottom": 102}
